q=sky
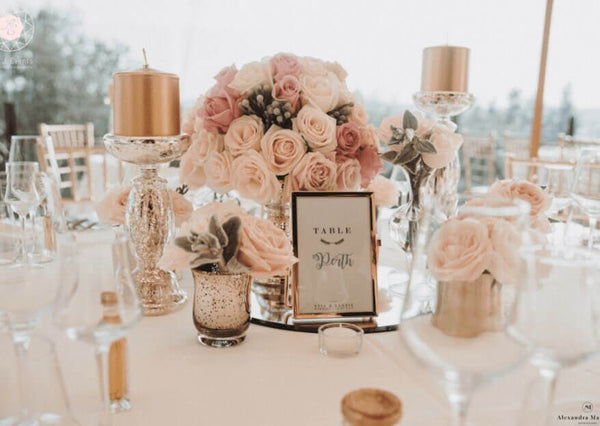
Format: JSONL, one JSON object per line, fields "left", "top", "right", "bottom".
{"left": 19, "top": 0, "right": 600, "bottom": 109}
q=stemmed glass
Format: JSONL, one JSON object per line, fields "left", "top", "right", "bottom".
{"left": 55, "top": 229, "right": 142, "bottom": 425}
{"left": 398, "top": 195, "right": 531, "bottom": 425}
{"left": 570, "top": 148, "right": 600, "bottom": 248}
{"left": 4, "top": 162, "right": 41, "bottom": 263}
{"left": 510, "top": 245, "right": 600, "bottom": 425}
{"left": 0, "top": 229, "right": 77, "bottom": 425}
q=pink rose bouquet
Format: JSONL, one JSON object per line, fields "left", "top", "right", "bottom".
{"left": 159, "top": 201, "right": 297, "bottom": 278}
{"left": 180, "top": 53, "right": 383, "bottom": 205}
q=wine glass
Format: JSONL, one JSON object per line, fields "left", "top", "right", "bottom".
{"left": 4, "top": 162, "right": 41, "bottom": 263}
{"left": 398, "top": 194, "right": 531, "bottom": 425}
{"left": 55, "top": 229, "right": 142, "bottom": 425}
{"left": 570, "top": 148, "right": 600, "bottom": 248}
{"left": 510, "top": 245, "right": 600, "bottom": 425}
{"left": 0, "top": 229, "right": 77, "bottom": 425}
{"left": 9, "top": 136, "right": 43, "bottom": 164}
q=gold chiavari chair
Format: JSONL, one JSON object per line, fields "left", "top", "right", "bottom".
{"left": 504, "top": 156, "right": 575, "bottom": 185}
{"left": 462, "top": 134, "right": 496, "bottom": 194}
{"left": 557, "top": 133, "right": 600, "bottom": 160}
{"left": 503, "top": 133, "right": 531, "bottom": 159}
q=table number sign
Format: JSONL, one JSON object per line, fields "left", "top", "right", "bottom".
{"left": 291, "top": 192, "right": 378, "bottom": 319}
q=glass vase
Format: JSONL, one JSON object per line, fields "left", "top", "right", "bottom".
{"left": 192, "top": 269, "right": 252, "bottom": 348}
{"left": 427, "top": 153, "right": 461, "bottom": 219}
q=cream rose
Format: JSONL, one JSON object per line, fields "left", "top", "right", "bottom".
{"left": 325, "top": 60, "right": 348, "bottom": 81}
{"left": 237, "top": 214, "right": 298, "bottom": 278}
{"left": 180, "top": 151, "right": 206, "bottom": 189}
{"left": 204, "top": 151, "right": 233, "bottom": 194}
{"left": 421, "top": 130, "right": 463, "bottom": 169}
{"left": 224, "top": 115, "right": 264, "bottom": 157}
{"left": 300, "top": 57, "right": 329, "bottom": 77}
{"left": 170, "top": 190, "right": 193, "bottom": 227}
{"left": 228, "top": 60, "right": 272, "bottom": 94}
{"left": 349, "top": 101, "right": 369, "bottom": 126}
{"left": 488, "top": 219, "right": 521, "bottom": 285}
{"left": 190, "top": 129, "right": 224, "bottom": 165}
{"left": 291, "top": 152, "right": 337, "bottom": 191}
{"left": 95, "top": 185, "right": 131, "bottom": 225}
{"left": 367, "top": 175, "right": 400, "bottom": 208}
{"left": 260, "top": 125, "right": 307, "bottom": 176}
{"left": 293, "top": 105, "right": 337, "bottom": 153}
{"left": 231, "top": 151, "right": 280, "bottom": 204}
{"left": 488, "top": 180, "right": 552, "bottom": 217}
{"left": 427, "top": 218, "right": 492, "bottom": 282}
{"left": 336, "top": 158, "right": 362, "bottom": 191}
{"left": 300, "top": 72, "right": 340, "bottom": 112}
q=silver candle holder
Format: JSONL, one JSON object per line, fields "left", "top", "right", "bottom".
{"left": 104, "top": 134, "right": 191, "bottom": 316}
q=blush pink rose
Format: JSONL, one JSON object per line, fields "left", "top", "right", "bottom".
{"left": 95, "top": 185, "right": 131, "bottom": 225}
{"left": 349, "top": 101, "right": 369, "bottom": 126}
{"left": 427, "top": 218, "right": 493, "bottom": 282}
{"left": 237, "top": 214, "right": 298, "bottom": 278}
{"left": 260, "top": 125, "right": 307, "bottom": 176}
{"left": 488, "top": 219, "right": 522, "bottom": 285}
{"left": 179, "top": 152, "right": 206, "bottom": 189}
{"left": 336, "top": 122, "right": 362, "bottom": 156}
{"left": 228, "top": 60, "right": 273, "bottom": 94}
{"left": 324, "top": 61, "right": 348, "bottom": 81}
{"left": 367, "top": 175, "right": 400, "bottom": 208}
{"left": 270, "top": 53, "right": 302, "bottom": 81}
{"left": 199, "top": 66, "right": 242, "bottom": 134}
{"left": 421, "top": 130, "right": 463, "bottom": 169}
{"left": 488, "top": 180, "right": 552, "bottom": 217}
{"left": 272, "top": 75, "right": 301, "bottom": 112}
{"left": 291, "top": 152, "right": 337, "bottom": 191}
{"left": 293, "top": 105, "right": 337, "bottom": 153}
{"left": 300, "top": 72, "right": 340, "bottom": 112}
{"left": 336, "top": 158, "right": 362, "bottom": 191}
{"left": 169, "top": 190, "right": 193, "bottom": 227}
{"left": 300, "top": 57, "right": 329, "bottom": 77}
{"left": 356, "top": 145, "right": 383, "bottom": 187}
{"left": 224, "top": 115, "right": 264, "bottom": 157}
{"left": 190, "top": 129, "right": 224, "bottom": 165}
{"left": 204, "top": 151, "right": 233, "bottom": 194}
{"left": 231, "top": 151, "right": 280, "bottom": 204}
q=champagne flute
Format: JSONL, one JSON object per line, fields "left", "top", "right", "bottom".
{"left": 4, "top": 162, "right": 40, "bottom": 263}
{"left": 570, "top": 148, "right": 600, "bottom": 248}
{"left": 55, "top": 229, "right": 142, "bottom": 425}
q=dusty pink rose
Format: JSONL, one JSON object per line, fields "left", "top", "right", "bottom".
{"left": 367, "top": 175, "right": 400, "bottom": 208}
{"left": 231, "top": 151, "right": 280, "bottom": 204}
{"left": 488, "top": 180, "right": 552, "bottom": 217}
{"left": 336, "top": 122, "right": 362, "bottom": 156}
{"left": 260, "top": 125, "right": 307, "bottom": 176}
{"left": 204, "top": 151, "right": 233, "bottom": 194}
{"left": 224, "top": 115, "right": 264, "bottom": 157}
{"left": 291, "top": 152, "right": 337, "bottom": 191}
{"left": 300, "top": 72, "right": 340, "bottom": 112}
{"left": 95, "top": 185, "right": 131, "bottom": 225}
{"left": 270, "top": 53, "right": 302, "bottom": 81}
{"left": 199, "top": 66, "right": 241, "bottom": 134}
{"left": 356, "top": 145, "right": 383, "bottom": 187}
{"left": 272, "top": 75, "right": 301, "bottom": 112}
{"left": 293, "top": 105, "right": 337, "bottom": 153}
{"left": 228, "top": 60, "right": 272, "bottom": 94}
{"left": 427, "top": 218, "right": 493, "bottom": 282}
{"left": 237, "top": 214, "right": 297, "bottom": 278}
{"left": 421, "top": 130, "right": 463, "bottom": 169}
{"left": 169, "top": 190, "right": 193, "bottom": 227}
{"left": 336, "top": 158, "right": 362, "bottom": 191}
{"left": 488, "top": 219, "right": 522, "bottom": 285}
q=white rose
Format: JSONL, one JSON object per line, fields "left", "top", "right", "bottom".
{"left": 293, "top": 105, "right": 337, "bottom": 153}
{"left": 224, "top": 115, "right": 264, "bottom": 156}
{"left": 300, "top": 72, "right": 340, "bottom": 112}
{"left": 228, "top": 60, "right": 272, "bottom": 94}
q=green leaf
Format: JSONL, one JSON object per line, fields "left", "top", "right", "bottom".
{"left": 395, "top": 142, "right": 420, "bottom": 165}
{"left": 403, "top": 110, "right": 418, "bottom": 131}
{"left": 414, "top": 138, "right": 437, "bottom": 154}
{"left": 381, "top": 150, "right": 399, "bottom": 164}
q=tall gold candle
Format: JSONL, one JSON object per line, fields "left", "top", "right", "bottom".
{"left": 112, "top": 54, "right": 180, "bottom": 137}
{"left": 421, "top": 46, "right": 470, "bottom": 93}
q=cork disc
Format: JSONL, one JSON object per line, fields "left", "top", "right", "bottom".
{"left": 341, "top": 388, "right": 402, "bottom": 425}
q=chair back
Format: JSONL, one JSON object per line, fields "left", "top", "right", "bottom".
{"left": 39, "top": 123, "right": 94, "bottom": 148}
{"left": 462, "top": 134, "right": 496, "bottom": 193}
{"left": 504, "top": 156, "right": 575, "bottom": 185}
{"left": 503, "top": 133, "right": 530, "bottom": 159}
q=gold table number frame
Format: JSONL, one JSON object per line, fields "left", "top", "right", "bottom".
{"left": 291, "top": 192, "right": 378, "bottom": 320}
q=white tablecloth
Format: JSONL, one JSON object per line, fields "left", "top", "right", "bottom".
{"left": 1, "top": 230, "right": 599, "bottom": 425}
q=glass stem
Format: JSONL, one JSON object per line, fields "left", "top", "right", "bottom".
{"left": 12, "top": 332, "right": 33, "bottom": 421}
{"left": 449, "top": 395, "right": 469, "bottom": 426}
{"left": 19, "top": 214, "right": 27, "bottom": 262}
{"left": 539, "top": 367, "right": 558, "bottom": 425}
{"left": 588, "top": 217, "right": 597, "bottom": 249}
{"left": 95, "top": 344, "right": 113, "bottom": 426}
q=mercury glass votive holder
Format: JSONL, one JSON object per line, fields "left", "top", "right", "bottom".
{"left": 318, "top": 323, "right": 364, "bottom": 357}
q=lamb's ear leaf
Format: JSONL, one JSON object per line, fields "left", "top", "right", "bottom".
{"left": 395, "top": 142, "right": 419, "bottom": 165}
{"left": 403, "top": 110, "right": 418, "bottom": 130}
{"left": 189, "top": 252, "right": 221, "bottom": 269}
{"left": 381, "top": 150, "right": 399, "bottom": 164}
{"left": 209, "top": 215, "right": 228, "bottom": 247}
{"left": 174, "top": 236, "right": 193, "bottom": 252}
{"left": 225, "top": 256, "right": 249, "bottom": 273}
{"left": 414, "top": 138, "right": 437, "bottom": 154}
{"left": 221, "top": 216, "right": 242, "bottom": 263}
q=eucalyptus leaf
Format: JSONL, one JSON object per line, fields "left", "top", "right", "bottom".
{"left": 403, "top": 110, "right": 418, "bottom": 131}
{"left": 414, "top": 138, "right": 437, "bottom": 154}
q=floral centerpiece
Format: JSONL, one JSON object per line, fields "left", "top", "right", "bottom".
{"left": 379, "top": 110, "right": 463, "bottom": 252}
{"left": 179, "top": 53, "right": 383, "bottom": 206}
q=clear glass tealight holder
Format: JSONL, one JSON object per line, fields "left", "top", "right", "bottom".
{"left": 318, "top": 323, "right": 363, "bottom": 357}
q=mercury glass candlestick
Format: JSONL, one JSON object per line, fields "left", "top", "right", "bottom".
{"left": 104, "top": 134, "right": 191, "bottom": 315}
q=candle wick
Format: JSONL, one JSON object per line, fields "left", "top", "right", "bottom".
{"left": 142, "top": 48, "right": 149, "bottom": 68}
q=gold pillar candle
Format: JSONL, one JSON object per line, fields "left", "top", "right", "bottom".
{"left": 421, "top": 45, "right": 470, "bottom": 93}
{"left": 112, "top": 56, "right": 180, "bottom": 137}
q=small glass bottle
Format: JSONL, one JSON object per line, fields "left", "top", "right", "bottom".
{"left": 341, "top": 388, "right": 402, "bottom": 425}
{"left": 101, "top": 291, "right": 131, "bottom": 413}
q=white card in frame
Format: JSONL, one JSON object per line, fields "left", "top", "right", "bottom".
{"left": 291, "top": 192, "right": 378, "bottom": 319}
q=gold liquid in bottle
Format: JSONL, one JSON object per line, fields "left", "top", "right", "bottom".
{"left": 101, "top": 291, "right": 130, "bottom": 411}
